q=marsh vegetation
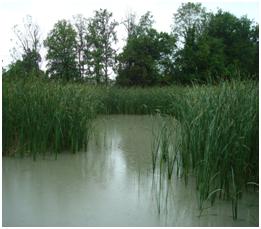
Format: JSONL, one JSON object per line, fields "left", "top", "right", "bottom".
{"left": 3, "top": 115, "right": 259, "bottom": 226}
{"left": 3, "top": 78, "right": 258, "bottom": 223}
{"left": 2, "top": 1, "right": 259, "bottom": 226}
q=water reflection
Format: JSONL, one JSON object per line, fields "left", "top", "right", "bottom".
{"left": 3, "top": 115, "right": 258, "bottom": 226}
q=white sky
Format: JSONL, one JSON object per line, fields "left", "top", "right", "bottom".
{"left": 0, "top": 0, "right": 259, "bottom": 70}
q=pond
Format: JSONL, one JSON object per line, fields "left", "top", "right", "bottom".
{"left": 2, "top": 115, "right": 258, "bottom": 226}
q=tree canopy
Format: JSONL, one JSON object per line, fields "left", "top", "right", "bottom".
{"left": 4, "top": 3, "right": 259, "bottom": 85}
{"left": 4, "top": 15, "right": 42, "bottom": 78}
{"left": 44, "top": 20, "right": 79, "bottom": 81}
{"left": 86, "top": 9, "right": 118, "bottom": 84}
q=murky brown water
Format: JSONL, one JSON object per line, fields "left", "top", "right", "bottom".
{"left": 2, "top": 115, "right": 259, "bottom": 226}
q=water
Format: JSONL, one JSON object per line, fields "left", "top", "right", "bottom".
{"left": 2, "top": 115, "right": 259, "bottom": 226}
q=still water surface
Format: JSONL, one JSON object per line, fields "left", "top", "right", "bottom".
{"left": 3, "top": 115, "right": 258, "bottom": 226}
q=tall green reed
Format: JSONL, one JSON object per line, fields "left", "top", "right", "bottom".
{"left": 154, "top": 80, "right": 258, "bottom": 219}
{"left": 3, "top": 77, "right": 258, "bottom": 219}
{"left": 3, "top": 79, "right": 99, "bottom": 159}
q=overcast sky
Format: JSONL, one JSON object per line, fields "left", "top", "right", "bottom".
{"left": 0, "top": 0, "right": 259, "bottom": 69}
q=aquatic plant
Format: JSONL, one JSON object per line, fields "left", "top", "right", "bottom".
{"left": 154, "top": 80, "right": 258, "bottom": 219}
{"left": 3, "top": 79, "right": 100, "bottom": 159}
{"left": 3, "top": 77, "right": 258, "bottom": 219}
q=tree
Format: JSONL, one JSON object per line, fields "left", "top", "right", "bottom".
{"left": 251, "top": 24, "right": 259, "bottom": 78}
{"left": 117, "top": 12, "right": 176, "bottom": 86}
{"left": 171, "top": 3, "right": 212, "bottom": 83}
{"left": 10, "top": 15, "right": 41, "bottom": 76}
{"left": 207, "top": 10, "right": 259, "bottom": 79}
{"left": 72, "top": 14, "right": 88, "bottom": 79}
{"left": 87, "top": 9, "right": 118, "bottom": 85}
{"left": 172, "top": 2, "right": 209, "bottom": 45}
{"left": 172, "top": 5, "right": 259, "bottom": 83}
{"left": 117, "top": 31, "right": 176, "bottom": 86}
{"left": 122, "top": 11, "right": 137, "bottom": 40}
{"left": 3, "top": 60, "right": 29, "bottom": 78}
{"left": 174, "top": 26, "right": 198, "bottom": 83}
{"left": 44, "top": 20, "right": 79, "bottom": 81}
{"left": 136, "top": 11, "right": 155, "bottom": 35}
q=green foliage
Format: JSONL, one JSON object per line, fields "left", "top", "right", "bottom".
{"left": 3, "top": 74, "right": 258, "bottom": 218}
{"left": 5, "top": 5, "right": 259, "bottom": 85}
{"left": 5, "top": 15, "right": 42, "bottom": 78}
{"left": 3, "top": 77, "right": 177, "bottom": 158}
{"left": 172, "top": 4, "right": 259, "bottom": 83}
{"left": 86, "top": 9, "right": 118, "bottom": 84}
{"left": 3, "top": 4, "right": 259, "bottom": 219}
{"left": 3, "top": 78, "right": 100, "bottom": 159}
{"left": 175, "top": 30, "right": 226, "bottom": 83}
{"left": 103, "top": 86, "right": 177, "bottom": 114}
{"left": 135, "top": 11, "right": 155, "bottom": 36}
{"left": 44, "top": 20, "right": 79, "bottom": 81}
{"left": 3, "top": 51, "right": 43, "bottom": 79}
{"left": 3, "top": 60, "right": 31, "bottom": 78}
{"left": 13, "top": 15, "right": 41, "bottom": 55}
{"left": 172, "top": 2, "right": 209, "bottom": 43}
{"left": 153, "top": 80, "right": 258, "bottom": 219}
{"left": 72, "top": 14, "right": 88, "bottom": 79}
{"left": 207, "top": 10, "right": 259, "bottom": 79}
{"left": 117, "top": 12, "right": 176, "bottom": 86}
{"left": 21, "top": 50, "right": 41, "bottom": 73}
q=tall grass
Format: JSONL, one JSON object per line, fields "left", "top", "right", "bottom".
{"left": 151, "top": 115, "right": 181, "bottom": 179}
{"left": 3, "top": 78, "right": 102, "bottom": 159}
{"left": 154, "top": 80, "right": 258, "bottom": 219}
{"left": 103, "top": 86, "right": 178, "bottom": 114}
{"left": 3, "top": 77, "right": 258, "bottom": 218}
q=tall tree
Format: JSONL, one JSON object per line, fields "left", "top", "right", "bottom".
{"left": 176, "top": 32, "right": 226, "bottom": 84}
{"left": 10, "top": 15, "right": 41, "bottom": 76}
{"left": 117, "top": 12, "right": 176, "bottom": 86}
{"left": 87, "top": 9, "right": 118, "bottom": 85}
{"left": 173, "top": 7, "right": 259, "bottom": 83}
{"left": 207, "top": 10, "right": 259, "bottom": 78}
{"left": 171, "top": 3, "right": 211, "bottom": 83}
{"left": 44, "top": 20, "right": 78, "bottom": 81}
{"left": 136, "top": 11, "right": 155, "bottom": 35}
{"left": 122, "top": 11, "right": 137, "bottom": 40}
{"left": 172, "top": 2, "right": 209, "bottom": 45}
{"left": 72, "top": 14, "right": 88, "bottom": 79}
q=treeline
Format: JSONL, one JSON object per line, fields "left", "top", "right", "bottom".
{"left": 3, "top": 2, "right": 259, "bottom": 86}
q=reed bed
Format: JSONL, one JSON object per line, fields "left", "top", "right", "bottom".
{"left": 3, "top": 77, "right": 258, "bottom": 218}
{"left": 3, "top": 79, "right": 181, "bottom": 159}
{"left": 3, "top": 78, "right": 102, "bottom": 159}
{"left": 103, "top": 86, "right": 178, "bottom": 114}
{"left": 153, "top": 80, "right": 258, "bottom": 219}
